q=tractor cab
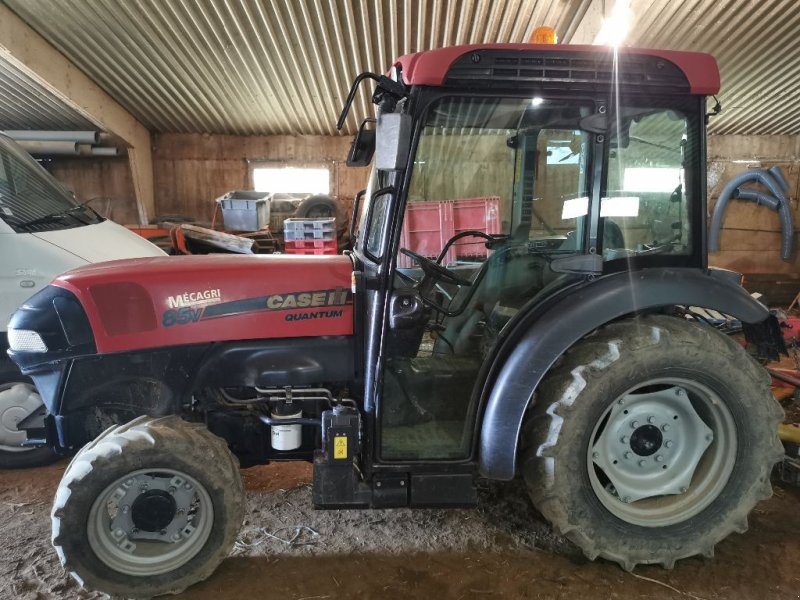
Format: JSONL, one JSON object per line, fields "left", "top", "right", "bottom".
{"left": 342, "top": 45, "right": 708, "bottom": 465}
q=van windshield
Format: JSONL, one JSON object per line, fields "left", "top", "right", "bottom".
{"left": 0, "top": 135, "right": 102, "bottom": 233}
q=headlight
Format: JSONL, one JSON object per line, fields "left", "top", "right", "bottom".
{"left": 7, "top": 328, "right": 48, "bottom": 353}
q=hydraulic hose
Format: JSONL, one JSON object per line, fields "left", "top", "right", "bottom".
{"left": 709, "top": 168, "right": 795, "bottom": 261}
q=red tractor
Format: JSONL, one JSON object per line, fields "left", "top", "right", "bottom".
{"left": 8, "top": 43, "right": 784, "bottom": 597}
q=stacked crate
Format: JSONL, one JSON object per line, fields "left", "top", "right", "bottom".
{"left": 398, "top": 197, "right": 501, "bottom": 267}
{"left": 283, "top": 217, "right": 337, "bottom": 255}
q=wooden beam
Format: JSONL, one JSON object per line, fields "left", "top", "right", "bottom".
{"left": 0, "top": 4, "right": 154, "bottom": 224}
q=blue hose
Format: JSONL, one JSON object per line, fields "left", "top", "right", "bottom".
{"left": 709, "top": 168, "right": 794, "bottom": 261}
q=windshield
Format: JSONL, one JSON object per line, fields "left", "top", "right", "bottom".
{"left": 404, "top": 96, "right": 593, "bottom": 260}
{"left": 0, "top": 134, "right": 101, "bottom": 233}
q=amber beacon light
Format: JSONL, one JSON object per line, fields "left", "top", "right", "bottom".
{"left": 529, "top": 26, "right": 558, "bottom": 44}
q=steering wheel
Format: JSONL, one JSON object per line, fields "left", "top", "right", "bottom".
{"left": 399, "top": 248, "right": 473, "bottom": 287}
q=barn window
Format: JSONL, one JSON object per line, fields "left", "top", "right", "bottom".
{"left": 251, "top": 166, "right": 330, "bottom": 194}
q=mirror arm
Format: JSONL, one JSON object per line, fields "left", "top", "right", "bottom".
{"left": 337, "top": 72, "right": 407, "bottom": 130}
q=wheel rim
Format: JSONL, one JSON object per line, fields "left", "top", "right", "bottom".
{"left": 587, "top": 378, "right": 737, "bottom": 527}
{"left": 88, "top": 468, "right": 214, "bottom": 576}
{"left": 0, "top": 382, "right": 41, "bottom": 453}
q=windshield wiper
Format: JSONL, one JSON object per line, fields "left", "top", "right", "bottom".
{"left": 13, "top": 202, "right": 98, "bottom": 228}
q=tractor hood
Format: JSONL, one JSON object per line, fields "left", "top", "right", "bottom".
{"left": 50, "top": 254, "right": 355, "bottom": 354}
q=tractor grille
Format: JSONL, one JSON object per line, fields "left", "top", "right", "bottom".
{"left": 444, "top": 50, "right": 689, "bottom": 93}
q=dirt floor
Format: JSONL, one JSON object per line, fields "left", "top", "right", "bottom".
{"left": 1, "top": 457, "right": 799, "bottom": 600}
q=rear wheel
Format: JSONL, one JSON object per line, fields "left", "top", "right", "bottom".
{"left": 52, "top": 415, "right": 244, "bottom": 597}
{"left": 522, "top": 315, "right": 784, "bottom": 570}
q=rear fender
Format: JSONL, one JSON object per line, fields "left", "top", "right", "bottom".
{"left": 478, "top": 267, "right": 768, "bottom": 480}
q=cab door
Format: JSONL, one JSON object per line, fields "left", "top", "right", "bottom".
{"left": 376, "top": 95, "right": 594, "bottom": 463}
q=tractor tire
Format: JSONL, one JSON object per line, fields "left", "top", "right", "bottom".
{"left": 521, "top": 314, "right": 784, "bottom": 570}
{"left": 52, "top": 415, "right": 244, "bottom": 598}
{"left": 0, "top": 365, "right": 59, "bottom": 469}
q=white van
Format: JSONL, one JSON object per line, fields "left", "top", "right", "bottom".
{"left": 0, "top": 133, "right": 165, "bottom": 468}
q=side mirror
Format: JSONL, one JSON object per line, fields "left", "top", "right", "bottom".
{"left": 350, "top": 188, "right": 366, "bottom": 241}
{"left": 375, "top": 113, "right": 411, "bottom": 171}
{"left": 346, "top": 119, "right": 376, "bottom": 167}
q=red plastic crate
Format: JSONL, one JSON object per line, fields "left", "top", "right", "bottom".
{"left": 398, "top": 197, "right": 501, "bottom": 267}
{"left": 284, "top": 238, "right": 337, "bottom": 255}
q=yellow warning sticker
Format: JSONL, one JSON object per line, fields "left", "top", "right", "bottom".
{"left": 334, "top": 435, "right": 348, "bottom": 459}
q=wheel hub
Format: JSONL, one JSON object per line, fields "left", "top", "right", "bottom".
{"left": 0, "top": 383, "right": 41, "bottom": 451}
{"left": 591, "top": 385, "right": 714, "bottom": 503}
{"left": 131, "top": 490, "right": 177, "bottom": 532}
{"left": 629, "top": 424, "right": 663, "bottom": 456}
{"left": 108, "top": 473, "right": 197, "bottom": 544}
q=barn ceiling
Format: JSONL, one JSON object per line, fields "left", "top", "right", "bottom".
{"left": 0, "top": 0, "right": 798, "bottom": 136}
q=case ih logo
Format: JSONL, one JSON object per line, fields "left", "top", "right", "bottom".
{"left": 162, "top": 287, "right": 351, "bottom": 328}
{"left": 166, "top": 289, "right": 222, "bottom": 309}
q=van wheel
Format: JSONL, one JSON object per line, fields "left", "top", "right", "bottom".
{"left": 52, "top": 415, "right": 244, "bottom": 597}
{"left": 521, "top": 315, "right": 784, "bottom": 570}
{"left": 0, "top": 375, "right": 58, "bottom": 469}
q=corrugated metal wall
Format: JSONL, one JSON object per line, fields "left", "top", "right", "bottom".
{"left": 625, "top": 0, "right": 800, "bottom": 135}
{"left": 2, "top": 0, "right": 590, "bottom": 134}
{"left": 0, "top": 60, "right": 94, "bottom": 130}
{"left": 3, "top": 0, "right": 799, "bottom": 135}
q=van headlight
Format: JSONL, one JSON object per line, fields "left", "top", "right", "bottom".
{"left": 7, "top": 328, "right": 48, "bottom": 353}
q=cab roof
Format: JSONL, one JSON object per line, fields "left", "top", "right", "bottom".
{"left": 393, "top": 44, "right": 720, "bottom": 96}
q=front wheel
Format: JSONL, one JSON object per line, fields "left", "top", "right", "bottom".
{"left": 52, "top": 415, "right": 244, "bottom": 597}
{"left": 522, "top": 315, "right": 784, "bottom": 570}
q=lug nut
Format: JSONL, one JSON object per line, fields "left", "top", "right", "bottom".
{"left": 592, "top": 451, "right": 599, "bottom": 459}
{"left": 655, "top": 455, "right": 664, "bottom": 463}
{"left": 675, "top": 389, "right": 684, "bottom": 396}
{"left": 638, "top": 460, "right": 646, "bottom": 467}
{"left": 665, "top": 440, "right": 673, "bottom": 449}
{"left": 122, "top": 505, "right": 129, "bottom": 514}
{"left": 168, "top": 486, "right": 176, "bottom": 494}
{"left": 184, "top": 483, "right": 192, "bottom": 490}
{"left": 680, "top": 486, "right": 688, "bottom": 493}
{"left": 706, "top": 434, "right": 713, "bottom": 442}
{"left": 631, "top": 421, "right": 640, "bottom": 429}
{"left": 622, "top": 496, "right": 631, "bottom": 503}
{"left": 172, "top": 533, "right": 182, "bottom": 541}
{"left": 624, "top": 452, "right": 631, "bottom": 459}
{"left": 648, "top": 416, "right": 656, "bottom": 424}
{"left": 662, "top": 424, "right": 670, "bottom": 432}
{"left": 620, "top": 435, "right": 629, "bottom": 444}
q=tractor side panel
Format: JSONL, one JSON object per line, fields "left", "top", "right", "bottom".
{"left": 477, "top": 268, "right": 769, "bottom": 481}
{"left": 50, "top": 254, "right": 355, "bottom": 354}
